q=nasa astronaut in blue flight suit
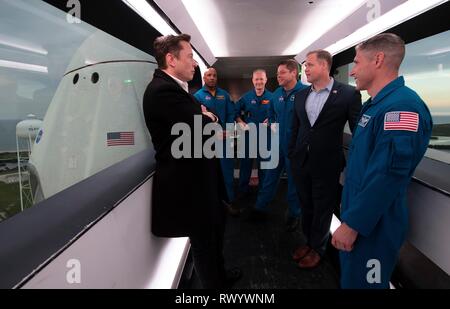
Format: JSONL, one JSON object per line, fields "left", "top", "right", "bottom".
{"left": 235, "top": 69, "right": 273, "bottom": 196}
{"left": 194, "top": 68, "right": 238, "bottom": 211}
{"left": 331, "top": 33, "right": 433, "bottom": 289}
{"left": 250, "top": 60, "right": 307, "bottom": 231}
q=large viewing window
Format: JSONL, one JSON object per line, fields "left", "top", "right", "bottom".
{"left": 335, "top": 30, "right": 450, "bottom": 164}
{"left": 0, "top": 0, "right": 156, "bottom": 222}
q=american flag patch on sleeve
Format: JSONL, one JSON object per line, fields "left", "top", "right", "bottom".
{"left": 384, "top": 111, "right": 419, "bottom": 132}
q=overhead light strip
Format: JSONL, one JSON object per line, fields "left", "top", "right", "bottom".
{"left": 0, "top": 38, "right": 48, "bottom": 56}
{"left": 285, "top": 0, "right": 368, "bottom": 56}
{"left": 326, "top": 0, "right": 447, "bottom": 56}
{"left": 0, "top": 59, "right": 47, "bottom": 73}
{"left": 180, "top": 0, "right": 227, "bottom": 57}
{"left": 122, "top": 0, "right": 177, "bottom": 35}
{"left": 122, "top": 0, "right": 207, "bottom": 76}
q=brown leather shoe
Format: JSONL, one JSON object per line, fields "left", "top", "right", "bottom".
{"left": 292, "top": 245, "right": 311, "bottom": 261}
{"left": 298, "top": 250, "right": 321, "bottom": 268}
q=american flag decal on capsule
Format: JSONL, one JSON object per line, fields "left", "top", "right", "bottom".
{"left": 107, "top": 132, "right": 135, "bottom": 146}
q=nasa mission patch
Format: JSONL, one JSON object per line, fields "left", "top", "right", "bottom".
{"left": 358, "top": 114, "right": 371, "bottom": 128}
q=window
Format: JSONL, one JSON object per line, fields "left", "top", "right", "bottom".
{"left": 0, "top": 0, "right": 156, "bottom": 222}
{"left": 335, "top": 30, "right": 450, "bottom": 164}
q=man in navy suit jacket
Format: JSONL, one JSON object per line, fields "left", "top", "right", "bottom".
{"left": 289, "top": 50, "right": 361, "bottom": 268}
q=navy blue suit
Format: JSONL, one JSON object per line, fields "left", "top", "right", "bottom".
{"left": 289, "top": 80, "right": 361, "bottom": 256}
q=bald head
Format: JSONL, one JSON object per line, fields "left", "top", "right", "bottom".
{"left": 203, "top": 67, "right": 217, "bottom": 88}
{"left": 252, "top": 69, "right": 267, "bottom": 93}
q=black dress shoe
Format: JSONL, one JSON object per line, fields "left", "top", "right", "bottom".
{"left": 224, "top": 267, "right": 243, "bottom": 288}
{"left": 223, "top": 200, "right": 241, "bottom": 217}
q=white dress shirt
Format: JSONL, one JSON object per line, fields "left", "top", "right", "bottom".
{"left": 166, "top": 72, "right": 189, "bottom": 93}
{"left": 305, "top": 78, "right": 334, "bottom": 126}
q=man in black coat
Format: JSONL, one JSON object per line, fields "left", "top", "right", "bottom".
{"left": 289, "top": 50, "right": 361, "bottom": 268}
{"left": 143, "top": 34, "right": 240, "bottom": 288}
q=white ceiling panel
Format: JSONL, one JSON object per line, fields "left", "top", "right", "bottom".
{"left": 152, "top": 0, "right": 446, "bottom": 77}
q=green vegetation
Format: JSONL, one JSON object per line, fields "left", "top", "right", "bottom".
{"left": 0, "top": 152, "right": 19, "bottom": 161}
{"left": 0, "top": 182, "right": 21, "bottom": 222}
{"left": 0, "top": 168, "right": 18, "bottom": 176}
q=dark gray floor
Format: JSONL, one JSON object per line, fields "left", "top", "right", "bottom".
{"left": 223, "top": 179, "right": 340, "bottom": 289}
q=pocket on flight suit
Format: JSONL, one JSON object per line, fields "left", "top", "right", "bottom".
{"left": 389, "top": 135, "right": 413, "bottom": 175}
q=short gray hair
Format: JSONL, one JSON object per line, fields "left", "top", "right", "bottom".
{"left": 356, "top": 33, "right": 405, "bottom": 70}
{"left": 252, "top": 69, "right": 267, "bottom": 77}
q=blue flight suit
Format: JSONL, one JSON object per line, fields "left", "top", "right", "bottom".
{"left": 235, "top": 89, "right": 273, "bottom": 194}
{"left": 194, "top": 86, "right": 236, "bottom": 202}
{"left": 340, "top": 77, "right": 432, "bottom": 288}
{"left": 255, "top": 81, "right": 307, "bottom": 218}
